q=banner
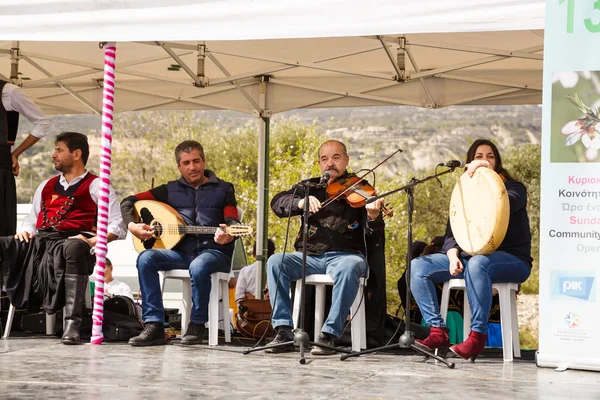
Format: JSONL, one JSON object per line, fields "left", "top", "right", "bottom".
{"left": 538, "top": 0, "right": 600, "bottom": 371}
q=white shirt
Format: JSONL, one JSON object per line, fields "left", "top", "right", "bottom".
{"left": 1, "top": 83, "right": 50, "bottom": 139}
{"left": 21, "top": 170, "right": 126, "bottom": 239}
{"left": 235, "top": 261, "right": 260, "bottom": 302}
{"left": 105, "top": 278, "right": 134, "bottom": 301}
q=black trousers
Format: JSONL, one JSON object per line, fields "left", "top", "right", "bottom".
{"left": 0, "top": 232, "right": 95, "bottom": 313}
{"left": 0, "top": 167, "right": 16, "bottom": 236}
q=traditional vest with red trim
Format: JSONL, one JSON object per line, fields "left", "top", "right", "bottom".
{"left": 36, "top": 172, "right": 98, "bottom": 232}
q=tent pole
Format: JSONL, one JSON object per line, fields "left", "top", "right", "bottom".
{"left": 255, "top": 76, "right": 271, "bottom": 299}
{"left": 90, "top": 42, "right": 117, "bottom": 344}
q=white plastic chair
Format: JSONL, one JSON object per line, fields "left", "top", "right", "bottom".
{"left": 160, "top": 269, "right": 231, "bottom": 346}
{"left": 439, "top": 279, "right": 521, "bottom": 362}
{"left": 3, "top": 277, "right": 92, "bottom": 338}
{"left": 159, "top": 207, "right": 245, "bottom": 346}
{"left": 292, "top": 274, "right": 367, "bottom": 352}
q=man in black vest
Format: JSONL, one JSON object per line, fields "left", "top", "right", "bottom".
{"left": 0, "top": 80, "right": 51, "bottom": 237}
{"left": 121, "top": 140, "right": 240, "bottom": 346}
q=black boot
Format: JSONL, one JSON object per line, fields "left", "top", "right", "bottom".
{"left": 128, "top": 322, "right": 166, "bottom": 347}
{"left": 181, "top": 322, "right": 206, "bottom": 346}
{"left": 61, "top": 274, "right": 88, "bottom": 345}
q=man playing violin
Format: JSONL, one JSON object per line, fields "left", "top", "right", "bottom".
{"left": 266, "top": 139, "right": 385, "bottom": 354}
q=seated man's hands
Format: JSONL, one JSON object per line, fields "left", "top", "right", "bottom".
{"left": 128, "top": 222, "right": 155, "bottom": 241}
{"left": 68, "top": 234, "right": 96, "bottom": 248}
{"left": 14, "top": 231, "right": 35, "bottom": 243}
{"left": 215, "top": 224, "right": 235, "bottom": 244}
{"left": 365, "top": 197, "right": 384, "bottom": 220}
{"left": 298, "top": 195, "right": 321, "bottom": 213}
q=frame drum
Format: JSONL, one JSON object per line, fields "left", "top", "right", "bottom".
{"left": 449, "top": 167, "right": 509, "bottom": 255}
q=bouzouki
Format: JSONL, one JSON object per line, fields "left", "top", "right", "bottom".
{"left": 132, "top": 200, "right": 253, "bottom": 253}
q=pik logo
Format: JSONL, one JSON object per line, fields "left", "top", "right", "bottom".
{"left": 564, "top": 311, "right": 580, "bottom": 329}
{"left": 558, "top": 277, "right": 595, "bottom": 301}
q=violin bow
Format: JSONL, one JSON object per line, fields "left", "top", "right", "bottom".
{"left": 320, "top": 148, "right": 403, "bottom": 208}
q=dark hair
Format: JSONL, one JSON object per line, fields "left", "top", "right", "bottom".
{"left": 105, "top": 258, "right": 112, "bottom": 268}
{"left": 411, "top": 241, "right": 427, "bottom": 260}
{"left": 465, "top": 139, "right": 513, "bottom": 180}
{"left": 56, "top": 132, "right": 90, "bottom": 165}
{"left": 253, "top": 239, "right": 276, "bottom": 258}
{"left": 175, "top": 140, "right": 205, "bottom": 165}
{"left": 421, "top": 236, "right": 444, "bottom": 256}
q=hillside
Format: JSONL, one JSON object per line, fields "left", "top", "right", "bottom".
{"left": 13, "top": 105, "right": 541, "bottom": 202}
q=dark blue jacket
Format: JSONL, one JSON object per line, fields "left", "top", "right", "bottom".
{"left": 121, "top": 169, "right": 238, "bottom": 257}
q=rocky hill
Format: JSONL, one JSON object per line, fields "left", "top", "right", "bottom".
{"left": 13, "top": 105, "right": 541, "bottom": 202}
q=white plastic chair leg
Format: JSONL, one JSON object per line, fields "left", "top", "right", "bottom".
{"left": 181, "top": 281, "right": 192, "bottom": 337}
{"left": 497, "top": 285, "right": 514, "bottom": 362}
{"left": 292, "top": 281, "right": 303, "bottom": 328}
{"left": 208, "top": 274, "right": 220, "bottom": 346}
{"left": 350, "top": 284, "right": 365, "bottom": 352}
{"left": 463, "top": 291, "right": 471, "bottom": 340}
{"left": 440, "top": 282, "right": 450, "bottom": 323}
{"left": 46, "top": 314, "right": 56, "bottom": 336}
{"left": 314, "top": 284, "right": 326, "bottom": 339}
{"left": 2, "top": 304, "right": 15, "bottom": 338}
{"left": 510, "top": 287, "right": 521, "bottom": 358}
{"left": 220, "top": 277, "right": 231, "bottom": 343}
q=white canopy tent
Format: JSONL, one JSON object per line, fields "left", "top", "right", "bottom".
{"left": 0, "top": 0, "right": 546, "bottom": 297}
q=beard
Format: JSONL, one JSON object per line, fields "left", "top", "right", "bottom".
{"left": 54, "top": 159, "right": 73, "bottom": 173}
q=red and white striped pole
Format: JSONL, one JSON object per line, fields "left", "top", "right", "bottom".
{"left": 91, "top": 42, "right": 117, "bottom": 344}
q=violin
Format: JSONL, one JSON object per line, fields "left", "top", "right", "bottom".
{"left": 325, "top": 173, "right": 393, "bottom": 217}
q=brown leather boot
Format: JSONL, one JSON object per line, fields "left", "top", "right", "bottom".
{"left": 450, "top": 330, "right": 488, "bottom": 362}
{"left": 414, "top": 326, "right": 450, "bottom": 353}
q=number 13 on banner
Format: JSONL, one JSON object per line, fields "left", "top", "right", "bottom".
{"left": 561, "top": 0, "right": 600, "bottom": 33}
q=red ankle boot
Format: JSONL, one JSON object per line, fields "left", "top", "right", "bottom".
{"left": 450, "top": 330, "right": 487, "bottom": 362}
{"left": 415, "top": 327, "right": 450, "bottom": 353}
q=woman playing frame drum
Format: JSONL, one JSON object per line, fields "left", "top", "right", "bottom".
{"left": 410, "top": 139, "right": 532, "bottom": 362}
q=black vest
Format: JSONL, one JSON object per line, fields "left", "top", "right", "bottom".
{"left": 0, "top": 80, "right": 20, "bottom": 169}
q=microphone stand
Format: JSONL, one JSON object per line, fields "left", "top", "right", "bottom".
{"left": 340, "top": 166, "right": 458, "bottom": 368}
{"left": 243, "top": 179, "right": 352, "bottom": 364}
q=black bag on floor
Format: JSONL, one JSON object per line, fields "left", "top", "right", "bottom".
{"left": 102, "top": 295, "right": 142, "bottom": 341}
{"left": 102, "top": 310, "right": 143, "bottom": 342}
{"left": 80, "top": 296, "right": 143, "bottom": 342}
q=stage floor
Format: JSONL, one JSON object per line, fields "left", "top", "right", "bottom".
{"left": 1, "top": 337, "right": 599, "bottom": 399}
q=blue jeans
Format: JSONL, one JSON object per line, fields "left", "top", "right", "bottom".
{"left": 137, "top": 248, "right": 231, "bottom": 324}
{"left": 267, "top": 251, "right": 367, "bottom": 338}
{"left": 410, "top": 251, "right": 530, "bottom": 334}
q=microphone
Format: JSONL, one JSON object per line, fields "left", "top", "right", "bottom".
{"left": 318, "top": 171, "right": 333, "bottom": 187}
{"left": 438, "top": 160, "right": 465, "bottom": 168}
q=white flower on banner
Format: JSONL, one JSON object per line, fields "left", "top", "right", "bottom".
{"left": 586, "top": 147, "right": 598, "bottom": 161}
{"left": 561, "top": 94, "right": 600, "bottom": 155}
{"left": 552, "top": 71, "right": 592, "bottom": 89}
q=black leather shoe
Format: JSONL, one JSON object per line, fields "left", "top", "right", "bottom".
{"left": 181, "top": 322, "right": 206, "bottom": 346}
{"left": 129, "top": 322, "right": 166, "bottom": 346}
{"left": 310, "top": 332, "right": 339, "bottom": 355}
{"left": 265, "top": 327, "right": 295, "bottom": 353}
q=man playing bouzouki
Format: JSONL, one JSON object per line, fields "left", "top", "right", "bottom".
{"left": 121, "top": 140, "right": 239, "bottom": 346}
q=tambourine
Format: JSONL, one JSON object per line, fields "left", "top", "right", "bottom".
{"left": 449, "top": 167, "right": 509, "bottom": 255}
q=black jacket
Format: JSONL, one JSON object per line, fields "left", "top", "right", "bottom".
{"left": 270, "top": 172, "right": 385, "bottom": 256}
